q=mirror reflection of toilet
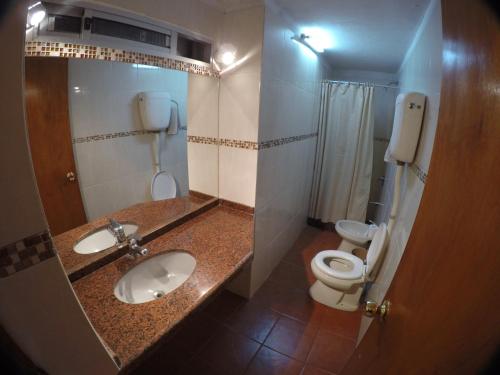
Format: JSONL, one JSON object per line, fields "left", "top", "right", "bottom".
{"left": 310, "top": 223, "right": 388, "bottom": 311}
{"left": 151, "top": 171, "right": 177, "bottom": 201}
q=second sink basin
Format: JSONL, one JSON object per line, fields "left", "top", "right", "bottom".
{"left": 114, "top": 251, "right": 196, "bottom": 304}
{"left": 73, "top": 223, "right": 138, "bottom": 254}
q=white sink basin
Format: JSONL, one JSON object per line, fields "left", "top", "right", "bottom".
{"left": 73, "top": 224, "right": 138, "bottom": 254}
{"left": 114, "top": 251, "right": 196, "bottom": 304}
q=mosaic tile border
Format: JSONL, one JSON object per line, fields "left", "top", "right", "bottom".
{"left": 411, "top": 163, "right": 428, "bottom": 184}
{"left": 258, "top": 133, "right": 318, "bottom": 150}
{"left": 0, "top": 230, "right": 55, "bottom": 278}
{"left": 73, "top": 127, "right": 187, "bottom": 144}
{"left": 187, "top": 132, "right": 318, "bottom": 150}
{"left": 25, "top": 41, "right": 218, "bottom": 78}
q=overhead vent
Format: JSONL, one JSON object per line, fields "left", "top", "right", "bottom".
{"left": 86, "top": 17, "right": 171, "bottom": 49}
{"left": 177, "top": 34, "right": 211, "bottom": 63}
{"left": 47, "top": 14, "right": 82, "bottom": 34}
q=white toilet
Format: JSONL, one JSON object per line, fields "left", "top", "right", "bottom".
{"left": 310, "top": 223, "right": 388, "bottom": 311}
{"left": 151, "top": 171, "right": 177, "bottom": 200}
{"left": 335, "top": 219, "right": 378, "bottom": 251}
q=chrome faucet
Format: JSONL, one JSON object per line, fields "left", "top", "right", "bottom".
{"left": 108, "top": 218, "right": 127, "bottom": 246}
{"left": 127, "top": 234, "right": 149, "bottom": 258}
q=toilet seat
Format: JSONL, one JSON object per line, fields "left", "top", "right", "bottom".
{"left": 335, "top": 220, "right": 378, "bottom": 245}
{"left": 313, "top": 250, "right": 364, "bottom": 280}
{"left": 151, "top": 171, "right": 177, "bottom": 200}
{"left": 309, "top": 224, "right": 388, "bottom": 311}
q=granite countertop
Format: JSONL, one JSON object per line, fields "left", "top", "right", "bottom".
{"left": 72, "top": 206, "right": 254, "bottom": 368}
{"left": 53, "top": 195, "right": 217, "bottom": 281}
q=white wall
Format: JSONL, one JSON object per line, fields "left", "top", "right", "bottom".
{"left": 329, "top": 69, "right": 398, "bottom": 223}
{"left": 358, "top": 0, "right": 442, "bottom": 342}
{"left": 217, "top": 5, "right": 264, "bottom": 207}
{"left": 69, "top": 59, "right": 188, "bottom": 220}
{"left": 247, "top": 2, "right": 331, "bottom": 295}
{"left": 0, "top": 2, "right": 118, "bottom": 373}
{"left": 187, "top": 73, "right": 219, "bottom": 197}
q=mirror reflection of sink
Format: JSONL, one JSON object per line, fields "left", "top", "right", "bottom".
{"left": 73, "top": 223, "right": 138, "bottom": 254}
{"left": 114, "top": 251, "right": 196, "bottom": 304}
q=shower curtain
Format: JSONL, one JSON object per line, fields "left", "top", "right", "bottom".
{"left": 309, "top": 82, "right": 374, "bottom": 224}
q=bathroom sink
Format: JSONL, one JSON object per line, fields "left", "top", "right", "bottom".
{"left": 73, "top": 223, "right": 138, "bottom": 254}
{"left": 114, "top": 251, "right": 196, "bottom": 304}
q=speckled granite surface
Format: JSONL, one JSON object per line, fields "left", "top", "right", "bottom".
{"left": 72, "top": 206, "right": 254, "bottom": 368}
{"left": 53, "top": 195, "right": 217, "bottom": 280}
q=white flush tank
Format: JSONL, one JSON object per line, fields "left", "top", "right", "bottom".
{"left": 138, "top": 91, "right": 172, "bottom": 130}
{"left": 385, "top": 92, "right": 426, "bottom": 163}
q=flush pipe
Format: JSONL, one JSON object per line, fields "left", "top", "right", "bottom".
{"left": 387, "top": 161, "right": 404, "bottom": 235}
{"left": 151, "top": 132, "right": 161, "bottom": 174}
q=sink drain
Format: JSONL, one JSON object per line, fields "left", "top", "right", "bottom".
{"left": 152, "top": 290, "right": 165, "bottom": 299}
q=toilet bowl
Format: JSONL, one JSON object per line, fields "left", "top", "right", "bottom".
{"left": 310, "top": 223, "right": 388, "bottom": 311}
{"left": 151, "top": 171, "right": 177, "bottom": 200}
{"left": 335, "top": 219, "right": 378, "bottom": 247}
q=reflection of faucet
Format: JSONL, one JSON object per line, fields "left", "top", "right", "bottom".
{"left": 127, "top": 234, "right": 149, "bottom": 258}
{"left": 108, "top": 218, "right": 127, "bottom": 245}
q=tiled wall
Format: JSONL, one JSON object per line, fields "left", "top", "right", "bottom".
{"left": 328, "top": 69, "right": 398, "bottom": 223}
{"left": 187, "top": 74, "right": 220, "bottom": 197}
{"left": 217, "top": 5, "right": 265, "bottom": 208}
{"left": 248, "top": 3, "right": 331, "bottom": 295}
{"left": 68, "top": 59, "right": 189, "bottom": 220}
{"left": 358, "top": 0, "right": 442, "bottom": 342}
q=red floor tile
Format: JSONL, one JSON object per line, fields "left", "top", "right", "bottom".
{"left": 204, "top": 289, "right": 246, "bottom": 321}
{"left": 264, "top": 316, "right": 319, "bottom": 361}
{"left": 252, "top": 279, "right": 323, "bottom": 325}
{"left": 245, "top": 346, "right": 303, "bottom": 375}
{"left": 301, "top": 365, "right": 336, "bottom": 375}
{"left": 269, "top": 261, "right": 314, "bottom": 292}
{"left": 225, "top": 302, "right": 280, "bottom": 343}
{"left": 177, "top": 359, "right": 225, "bottom": 375}
{"left": 318, "top": 308, "right": 362, "bottom": 341}
{"left": 195, "top": 327, "right": 260, "bottom": 374}
{"left": 306, "top": 330, "right": 356, "bottom": 373}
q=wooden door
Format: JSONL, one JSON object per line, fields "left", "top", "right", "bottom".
{"left": 25, "top": 57, "right": 87, "bottom": 235}
{"left": 343, "top": 1, "right": 500, "bottom": 373}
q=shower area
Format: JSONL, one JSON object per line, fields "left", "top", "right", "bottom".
{"left": 308, "top": 72, "right": 398, "bottom": 227}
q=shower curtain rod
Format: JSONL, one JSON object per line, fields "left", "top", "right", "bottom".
{"left": 322, "top": 79, "right": 399, "bottom": 89}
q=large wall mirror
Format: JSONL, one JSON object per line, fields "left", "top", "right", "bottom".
{"left": 24, "top": 56, "right": 219, "bottom": 237}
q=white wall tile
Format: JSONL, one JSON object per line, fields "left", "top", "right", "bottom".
{"left": 187, "top": 74, "right": 219, "bottom": 138}
{"left": 187, "top": 143, "right": 219, "bottom": 197}
{"left": 219, "top": 147, "right": 258, "bottom": 207}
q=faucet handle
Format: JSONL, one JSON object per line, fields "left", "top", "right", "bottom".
{"left": 128, "top": 233, "right": 142, "bottom": 243}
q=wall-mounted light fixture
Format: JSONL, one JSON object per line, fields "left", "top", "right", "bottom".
{"left": 26, "top": 1, "right": 46, "bottom": 29}
{"left": 292, "top": 28, "right": 335, "bottom": 54}
{"left": 291, "top": 33, "right": 319, "bottom": 54}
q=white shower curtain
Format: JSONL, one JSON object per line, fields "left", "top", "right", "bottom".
{"left": 309, "top": 82, "right": 374, "bottom": 224}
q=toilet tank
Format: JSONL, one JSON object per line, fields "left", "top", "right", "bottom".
{"left": 138, "top": 91, "right": 172, "bottom": 131}
{"left": 386, "top": 92, "right": 426, "bottom": 163}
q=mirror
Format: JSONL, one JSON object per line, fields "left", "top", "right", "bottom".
{"left": 24, "top": 54, "right": 219, "bottom": 274}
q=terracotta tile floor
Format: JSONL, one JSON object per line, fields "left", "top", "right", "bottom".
{"left": 131, "top": 226, "right": 361, "bottom": 375}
